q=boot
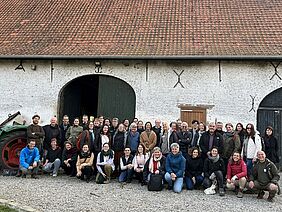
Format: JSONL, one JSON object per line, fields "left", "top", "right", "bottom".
{"left": 257, "top": 190, "right": 265, "bottom": 199}
{"left": 237, "top": 189, "right": 243, "bottom": 198}
{"left": 219, "top": 188, "right": 225, "bottom": 196}
{"left": 267, "top": 192, "right": 276, "bottom": 202}
{"left": 15, "top": 170, "right": 22, "bottom": 177}
{"left": 31, "top": 174, "right": 39, "bottom": 179}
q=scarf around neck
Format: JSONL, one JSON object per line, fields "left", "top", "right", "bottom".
{"left": 208, "top": 154, "right": 220, "bottom": 163}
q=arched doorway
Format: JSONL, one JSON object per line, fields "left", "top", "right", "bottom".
{"left": 58, "top": 75, "right": 136, "bottom": 123}
{"left": 257, "top": 88, "right": 282, "bottom": 167}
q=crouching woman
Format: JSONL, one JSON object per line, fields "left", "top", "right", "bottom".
{"left": 226, "top": 151, "right": 247, "bottom": 198}
{"left": 76, "top": 144, "right": 94, "bottom": 182}
{"left": 165, "top": 143, "right": 186, "bottom": 193}
{"left": 96, "top": 143, "right": 115, "bottom": 184}
{"left": 203, "top": 147, "right": 225, "bottom": 196}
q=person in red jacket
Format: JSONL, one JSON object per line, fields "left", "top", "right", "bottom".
{"left": 226, "top": 151, "right": 247, "bottom": 198}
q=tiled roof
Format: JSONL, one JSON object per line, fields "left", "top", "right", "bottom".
{"left": 0, "top": 0, "right": 281, "bottom": 57}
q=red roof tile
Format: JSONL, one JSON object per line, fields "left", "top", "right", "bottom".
{"left": 0, "top": 0, "right": 281, "bottom": 57}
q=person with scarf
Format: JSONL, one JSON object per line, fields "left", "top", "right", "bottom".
{"left": 165, "top": 143, "right": 186, "bottom": 193}
{"left": 143, "top": 147, "right": 166, "bottom": 183}
{"left": 62, "top": 141, "right": 78, "bottom": 177}
{"left": 222, "top": 123, "right": 241, "bottom": 176}
{"left": 118, "top": 147, "right": 134, "bottom": 183}
{"left": 226, "top": 151, "right": 247, "bottom": 198}
{"left": 78, "top": 122, "right": 96, "bottom": 152}
{"left": 133, "top": 144, "right": 149, "bottom": 185}
{"left": 203, "top": 147, "right": 225, "bottom": 196}
{"left": 185, "top": 147, "right": 204, "bottom": 190}
{"left": 76, "top": 144, "right": 94, "bottom": 183}
{"left": 96, "top": 143, "right": 115, "bottom": 184}
{"left": 140, "top": 122, "right": 157, "bottom": 154}
{"left": 241, "top": 123, "right": 262, "bottom": 177}
{"left": 263, "top": 126, "right": 279, "bottom": 165}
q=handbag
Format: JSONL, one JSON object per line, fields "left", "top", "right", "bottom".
{"left": 148, "top": 174, "right": 163, "bottom": 191}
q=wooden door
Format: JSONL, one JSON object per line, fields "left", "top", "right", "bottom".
{"left": 180, "top": 107, "right": 206, "bottom": 127}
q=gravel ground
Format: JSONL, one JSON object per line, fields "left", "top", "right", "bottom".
{"left": 0, "top": 174, "right": 282, "bottom": 212}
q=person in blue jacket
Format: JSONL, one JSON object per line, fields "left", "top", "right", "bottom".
{"left": 165, "top": 143, "right": 186, "bottom": 193}
{"left": 18, "top": 139, "right": 40, "bottom": 178}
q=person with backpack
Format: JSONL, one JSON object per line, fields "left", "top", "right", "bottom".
{"left": 241, "top": 123, "right": 262, "bottom": 177}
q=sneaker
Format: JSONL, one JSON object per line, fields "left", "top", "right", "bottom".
{"left": 257, "top": 190, "right": 265, "bottom": 199}
{"left": 52, "top": 173, "right": 57, "bottom": 177}
{"left": 219, "top": 188, "right": 225, "bottom": 196}
{"left": 237, "top": 191, "right": 243, "bottom": 198}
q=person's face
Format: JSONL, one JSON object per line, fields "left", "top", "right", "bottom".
{"left": 257, "top": 151, "right": 266, "bottom": 161}
{"left": 171, "top": 146, "right": 179, "bottom": 155}
{"left": 103, "top": 144, "right": 109, "bottom": 152}
{"left": 232, "top": 153, "right": 240, "bottom": 162}
{"left": 145, "top": 123, "right": 151, "bottom": 131}
{"left": 209, "top": 124, "right": 215, "bottom": 133}
{"left": 50, "top": 117, "right": 57, "bottom": 126}
{"left": 33, "top": 117, "right": 39, "bottom": 125}
{"left": 82, "top": 145, "right": 89, "bottom": 152}
{"left": 133, "top": 118, "right": 138, "bottom": 123}
{"left": 138, "top": 121, "right": 144, "bottom": 129}
{"left": 211, "top": 148, "right": 218, "bottom": 157}
{"left": 112, "top": 120, "right": 118, "bottom": 127}
{"left": 88, "top": 122, "right": 94, "bottom": 130}
{"left": 199, "top": 123, "right": 205, "bottom": 131}
{"left": 103, "top": 126, "right": 109, "bottom": 134}
{"left": 226, "top": 125, "right": 233, "bottom": 133}
{"left": 131, "top": 125, "right": 137, "bottom": 133}
{"left": 65, "top": 143, "right": 71, "bottom": 150}
{"left": 94, "top": 120, "right": 100, "bottom": 127}
{"left": 123, "top": 120, "right": 129, "bottom": 127}
{"left": 51, "top": 140, "right": 57, "bottom": 148}
{"left": 99, "top": 117, "right": 104, "bottom": 124}
{"left": 236, "top": 124, "right": 242, "bottom": 132}
{"left": 118, "top": 124, "right": 125, "bottom": 132}
{"left": 177, "top": 121, "right": 182, "bottom": 128}
{"left": 104, "top": 120, "right": 110, "bottom": 126}
{"left": 192, "top": 149, "right": 199, "bottom": 158}
{"left": 155, "top": 120, "right": 161, "bottom": 128}
{"left": 154, "top": 150, "right": 161, "bottom": 158}
{"left": 216, "top": 123, "right": 223, "bottom": 130}
{"left": 192, "top": 122, "right": 198, "bottom": 129}
{"left": 74, "top": 119, "right": 79, "bottom": 126}
{"left": 124, "top": 148, "right": 131, "bottom": 156}
{"left": 63, "top": 117, "right": 69, "bottom": 125}
{"left": 171, "top": 123, "right": 177, "bottom": 131}
{"left": 181, "top": 123, "right": 188, "bottom": 131}
{"left": 28, "top": 141, "right": 36, "bottom": 149}
{"left": 137, "top": 145, "right": 143, "bottom": 153}
{"left": 266, "top": 129, "right": 273, "bottom": 136}
{"left": 82, "top": 116, "right": 88, "bottom": 123}
{"left": 246, "top": 125, "right": 252, "bottom": 134}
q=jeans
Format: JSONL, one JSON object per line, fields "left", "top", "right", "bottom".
{"left": 20, "top": 164, "right": 39, "bottom": 175}
{"left": 118, "top": 168, "right": 134, "bottom": 182}
{"left": 165, "top": 172, "right": 183, "bottom": 193}
{"left": 42, "top": 159, "right": 61, "bottom": 174}
{"left": 185, "top": 175, "right": 204, "bottom": 190}
{"left": 246, "top": 159, "right": 253, "bottom": 177}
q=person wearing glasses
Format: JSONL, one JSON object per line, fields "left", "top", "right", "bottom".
{"left": 241, "top": 123, "right": 262, "bottom": 177}
{"left": 177, "top": 122, "right": 192, "bottom": 160}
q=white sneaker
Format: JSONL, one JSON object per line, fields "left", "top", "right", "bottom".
{"left": 52, "top": 173, "right": 57, "bottom": 177}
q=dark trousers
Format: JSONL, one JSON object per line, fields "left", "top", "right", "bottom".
{"left": 135, "top": 171, "right": 144, "bottom": 183}
{"left": 81, "top": 166, "right": 93, "bottom": 180}
{"left": 203, "top": 171, "right": 224, "bottom": 189}
{"left": 62, "top": 160, "right": 76, "bottom": 176}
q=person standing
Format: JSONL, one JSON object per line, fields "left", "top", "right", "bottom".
{"left": 65, "top": 118, "right": 83, "bottom": 147}
{"left": 140, "top": 122, "right": 157, "bottom": 154}
{"left": 78, "top": 122, "right": 95, "bottom": 153}
{"left": 177, "top": 122, "right": 192, "bottom": 160}
{"left": 126, "top": 123, "right": 140, "bottom": 155}
{"left": 59, "top": 115, "right": 70, "bottom": 149}
{"left": 160, "top": 122, "right": 170, "bottom": 157}
{"left": 263, "top": 126, "right": 279, "bottom": 165}
{"left": 81, "top": 114, "right": 89, "bottom": 131}
{"left": 190, "top": 120, "right": 199, "bottom": 148}
{"left": 43, "top": 117, "right": 61, "bottom": 153}
{"left": 152, "top": 119, "right": 162, "bottom": 147}
{"left": 27, "top": 115, "right": 45, "bottom": 156}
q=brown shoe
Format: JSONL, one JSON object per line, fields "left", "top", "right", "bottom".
{"left": 257, "top": 190, "right": 265, "bottom": 199}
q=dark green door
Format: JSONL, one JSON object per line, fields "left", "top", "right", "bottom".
{"left": 97, "top": 75, "right": 136, "bottom": 121}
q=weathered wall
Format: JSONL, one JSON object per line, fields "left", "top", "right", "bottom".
{"left": 0, "top": 59, "right": 281, "bottom": 127}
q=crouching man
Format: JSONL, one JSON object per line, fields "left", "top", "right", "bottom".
{"left": 249, "top": 151, "right": 280, "bottom": 202}
{"left": 42, "top": 138, "right": 62, "bottom": 177}
{"left": 18, "top": 139, "right": 40, "bottom": 178}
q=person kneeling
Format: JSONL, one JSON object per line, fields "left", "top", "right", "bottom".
{"left": 165, "top": 143, "right": 186, "bottom": 193}
{"left": 249, "top": 151, "right": 280, "bottom": 202}
{"left": 42, "top": 138, "right": 62, "bottom": 177}
{"left": 226, "top": 151, "right": 247, "bottom": 198}
{"left": 18, "top": 140, "right": 40, "bottom": 179}
{"left": 119, "top": 147, "right": 134, "bottom": 183}
{"left": 203, "top": 147, "right": 225, "bottom": 196}
{"left": 76, "top": 144, "right": 94, "bottom": 183}
{"left": 62, "top": 141, "right": 77, "bottom": 177}
{"left": 96, "top": 143, "right": 115, "bottom": 184}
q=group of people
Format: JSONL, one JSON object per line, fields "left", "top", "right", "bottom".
{"left": 16, "top": 114, "right": 280, "bottom": 202}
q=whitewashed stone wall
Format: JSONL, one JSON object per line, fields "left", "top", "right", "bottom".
{"left": 0, "top": 59, "right": 281, "bottom": 127}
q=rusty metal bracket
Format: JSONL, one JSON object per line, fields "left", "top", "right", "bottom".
{"left": 270, "top": 61, "right": 281, "bottom": 80}
{"left": 173, "top": 70, "right": 184, "bottom": 88}
{"left": 249, "top": 95, "right": 256, "bottom": 112}
{"left": 15, "top": 60, "right": 25, "bottom": 72}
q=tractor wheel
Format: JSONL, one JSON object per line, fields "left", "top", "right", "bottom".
{"left": 0, "top": 130, "right": 27, "bottom": 170}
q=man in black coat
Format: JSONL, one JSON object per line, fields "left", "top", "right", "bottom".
{"left": 199, "top": 122, "right": 223, "bottom": 159}
{"left": 59, "top": 115, "right": 70, "bottom": 148}
{"left": 43, "top": 117, "right": 61, "bottom": 152}
{"left": 177, "top": 122, "right": 192, "bottom": 160}
{"left": 152, "top": 119, "right": 162, "bottom": 147}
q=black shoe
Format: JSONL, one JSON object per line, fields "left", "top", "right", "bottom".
{"left": 257, "top": 190, "right": 265, "bottom": 199}
{"left": 126, "top": 179, "right": 132, "bottom": 183}
{"left": 86, "top": 178, "right": 90, "bottom": 183}
{"left": 22, "top": 174, "right": 26, "bottom": 178}
{"left": 16, "top": 171, "right": 22, "bottom": 177}
{"left": 168, "top": 185, "right": 173, "bottom": 190}
{"left": 31, "top": 174, "right": 38, "bottom": 179}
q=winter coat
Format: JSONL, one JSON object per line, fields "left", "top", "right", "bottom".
{"left": 199, "top": 131, "right": 223, "bottom": 157}
{"left": 222, "top": 132, "right": 241, "bottom": 159}
{"left": 27, "top": 124, "right": 45, "bottom": 146}
{"left": 185, "top": 156, "right": 203, "bottom": 178}
{"left": 241, "top": 134, "right": 262, "bottom": 159}
{"left": 140, "top": 130, "right": 157, "bottom": 153}
{"left": 65, "top": 125, "right": 83, "bottom": 147}
{"left": 19, "top": 146, "right": 40, "bottom": 169}
{"left": 203, "top": 156, "right": 225, "bottom": 177}
{"left": 43, "top": 124, "right": 61, "bottom": 150}
{"left": 143, "top": 156, "right": 166, "bottom": 180}
{"left": 226, "top": 159, "right": 247, "bottom": 180}
{"left": 263, "top": 135, "right": 279, "bottom": 163}
{"left": 177, "top": 130, "right": 192, "bottom": 154}
{"left": 165, "top": 152, "right": 186, "bottom": 178}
